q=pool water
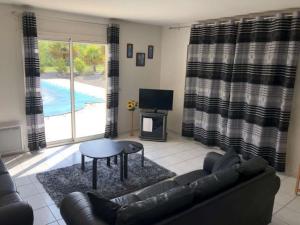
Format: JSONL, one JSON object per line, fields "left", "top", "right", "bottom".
{"left": 41, "top": 80, "right": 104, "bottom": 117}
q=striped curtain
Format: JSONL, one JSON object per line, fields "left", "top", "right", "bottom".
{"left": 23, "top": 12, "right": 46, "bottom": 151}
{"left": 182, "top": 12, "right": 300, "bottom": 171}
{"left": 105, "top": 24, "right": 120, "bottom": 138}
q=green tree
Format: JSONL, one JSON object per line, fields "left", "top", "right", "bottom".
{"left": 84, "top": 45, "right": 105, "bottom": 72}
{"left": 48, "top": 42, "right": 69, "bottom": 74}
{"left": 74, "top": 57, "right": 86, "bottom": 74}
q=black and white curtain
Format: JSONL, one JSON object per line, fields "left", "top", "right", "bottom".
{"left": 105, "top": 24, "right": 120, "bottom": 138}
{"left": 182, "top": 12, "right": 300, "bottom": 171}
{"left": 23, "top": 12, "right": 46, "bottom": 151}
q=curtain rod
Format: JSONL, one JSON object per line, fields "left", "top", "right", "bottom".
{"left": 169, "top": 7, "right": 300, "bottom": 30}
{"left": 11, "top": 11, "right": 109, "bottom": 26}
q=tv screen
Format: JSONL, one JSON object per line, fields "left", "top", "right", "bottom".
{"left": 139, "top": 89, "right": 173, "bottom": 110}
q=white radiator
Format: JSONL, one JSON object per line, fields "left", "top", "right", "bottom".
{"left": 0, "top": 122, "right": 23, "bottom": 155}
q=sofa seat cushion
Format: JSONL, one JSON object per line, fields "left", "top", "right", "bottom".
{"left": 0, "top": 174, "right": 16, "bottom": 197}
{"left": 190, "top": 168, "right": 239, "bottom": 202}
{"left": 111, "top": 193, "right": 140, "bottom": 206}
{"left": 0, "top": 160, "right": 8, "bottom": 175}
{"left": 87, "top": 192, "right": 120, "bottom": 225}
{"left": 116, "top": 186, "right": 194, "bottom": 225}
{"left": 135, "top": 179, "right": 179, "bottom": 200}
{"left": 0, "top": 192, "right": 22, "bottom": 207}
{"left": 173, "top": 170, "right": 208, "bottom": 186}
{"left": 212, "top": 150, "right": 240, "bottom": 172}
{"left": 237, "top": 156, "right": 268, "bottom": 178}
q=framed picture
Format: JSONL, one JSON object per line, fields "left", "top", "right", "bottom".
{"left": 148, "top": 45, "right": 154, "bottom": 59}
{"left": 136, "top": 53, "right": 145, "bottom": 67}
{"left": 127, "top": 43, "right": 133, "bottom": 58}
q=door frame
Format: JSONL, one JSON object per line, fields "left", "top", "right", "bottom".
{"left": 39, "top": 38, "right": 107, "bottom": 147}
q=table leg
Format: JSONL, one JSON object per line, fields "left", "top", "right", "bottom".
{"left": 120, "top": 153, "right": 124, "bottom": 182}
{"left": 124, "top": 154, "right": 128, "bottom": 179}
{"left": 114, "top": 155, "right": 118, "bottom": 164}
{"left": 295, "top": 165, "right": 300, "bottom": 195}
{"left": 81, "top": 155, "right": 85, "bottom": 171}
{"left": 93, "top": 159, "right": 98, "bottom": 189}
{"left": 107, "top": 157, "right": 111, "bottom": 167}
{"left": 142, "top": 149, "right": 145, "bottom": 167}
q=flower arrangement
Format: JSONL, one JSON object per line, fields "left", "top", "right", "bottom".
{"left": 127, "top": 99, "right": 138, "bottom": 136}
{"left": 127, "top": 99, "right": 138, "bottom": 111}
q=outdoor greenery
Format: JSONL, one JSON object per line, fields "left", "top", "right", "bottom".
{"left": 38, "top": 40, "right": 106, "bottom": 75}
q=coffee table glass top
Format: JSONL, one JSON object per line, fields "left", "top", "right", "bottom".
{"left": 80, "top": 139, "right": 123, "bottom": 159}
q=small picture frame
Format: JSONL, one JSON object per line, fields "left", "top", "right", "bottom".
{"left": 136, "top": 53, "right": 145, "bottom": 67}
{"left": 148, "top": 45, "right": 154, "bottom": 59}
{"left": 127, "top": 43, "right": 133, "bottom": 58}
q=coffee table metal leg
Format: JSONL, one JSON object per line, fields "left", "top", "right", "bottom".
{"left": 120, "top": 154, "right": 124, "bottom": 182}
{"left": 81, "top": 155, "right": 85, "bottom": 171}
{"left": 142, "top": 149, "right": 144, "bottom": 167}
{"left": 93, "top": 159, "right": 98, "bottom": 189}
{"left": 124, "top": 154, "right": 128, "bottom": 179}
{"left": 107, "top": 157, "right": 111, "bottom": 167}
{"left": 114, "top": 155, "right": 118, "bottom": 164}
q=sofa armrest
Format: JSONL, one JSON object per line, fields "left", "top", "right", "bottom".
{"left": 60, "top": 192, "right": 109, "bottom": 225}
{"left": 203, "top": 152, "right": 222, "bottom": 173}
{"left": 0, "top": 202, "right": 33, "bottom": 225}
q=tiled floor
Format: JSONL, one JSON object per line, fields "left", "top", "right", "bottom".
{"left": 2, "top": 132, "right": 300, "bottom": 225}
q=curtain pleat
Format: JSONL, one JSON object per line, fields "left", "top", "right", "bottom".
{"left": 105, "top": 24, "right": 120, "bottom": 138}
{"left": 23, "top": 12, "right": 46, "bottom": 151}
{"left": 182, "top": 12, "right": 300, "bottom": 171}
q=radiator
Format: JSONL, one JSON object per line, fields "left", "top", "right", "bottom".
{"left": 0, "top": 122, "right": 23, "bottom": 155}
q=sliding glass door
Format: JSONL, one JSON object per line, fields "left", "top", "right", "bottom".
{"left": 39, "top": 39, "right": 107, "bottom": 144}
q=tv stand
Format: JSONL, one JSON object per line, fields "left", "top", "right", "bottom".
{"left": 139, "top": 110, "right": 168, "bottom": 141}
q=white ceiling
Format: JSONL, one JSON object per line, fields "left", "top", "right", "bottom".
{"left": 1, "top": 0, "right": 300, "bottom": 25}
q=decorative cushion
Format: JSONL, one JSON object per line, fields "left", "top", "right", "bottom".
{"left": 212, "top": 150, "right": 241, "bottom": 172}
{"left": 173, "top": 170, "right": 209, "bottom": 186}
{"left": 135, "top": 179, "right": 179, "bottom": 200}
{"left": 237, "top": 156, "right": 268, "bottom": 178}
{"left": 189, "top": 168, "right": 239, "bottom": 202}
{"left": 116, "top": 186, "right": 194, "bottom": 225}
{"left": 87, "top": 192, "right": 120, "bottom": 225}
{"left": 111, "top": 193, "right": 140, "bottom": 206}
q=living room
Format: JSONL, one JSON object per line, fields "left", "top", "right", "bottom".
{"left": 0, "top": 1, "right": 300, "bottom": 225}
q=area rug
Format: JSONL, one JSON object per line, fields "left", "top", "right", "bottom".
{"left": 36, "top": 154, "right": 176, "bottom": 206}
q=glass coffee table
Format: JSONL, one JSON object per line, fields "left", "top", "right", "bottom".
{"left": 80, "top": 139, "right": 124, "bottom": 189}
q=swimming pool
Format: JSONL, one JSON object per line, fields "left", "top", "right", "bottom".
{"left": 41, "top": 80, "right": 104, "bottom": 117}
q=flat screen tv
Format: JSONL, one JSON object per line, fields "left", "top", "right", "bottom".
{"left": 139, "top": 88, "right": 173, "bottom": 110}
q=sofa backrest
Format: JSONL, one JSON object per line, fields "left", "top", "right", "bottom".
{"left": 154, "top": 166, "right": 280, "bottom": 225}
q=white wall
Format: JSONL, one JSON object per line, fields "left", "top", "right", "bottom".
{"left": 0, "top": 5, "right": 26, "bottom": 149}
{"left": 160, "top": 27, "right": 190, "bottom": 133}
{"left": 0, "top": 4, "right": 162, "bottom": 150}
{"left": 118, "top": 20, "right": 161, "bottom": 133}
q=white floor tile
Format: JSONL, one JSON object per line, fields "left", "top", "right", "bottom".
{"left": 17, "top": 183, "right": 40, "bottom": 198}
{"left": 276, "top": 207, "right": 300, "bottom": 225}
{"left": 48, "top": 204, "right": 62, "bottom": 220}
{"left": 33, "top": 207, "right": 56, "bottom": 225}
{"left": 24, "top": 194, "right": 48, "bottom": 210}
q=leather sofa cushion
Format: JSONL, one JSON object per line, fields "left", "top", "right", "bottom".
{"left": 0, "top": 192, "right": 22, "bottom": 207}
{"left": 237, "top": 156, "right": 268, "bottom": 178}
{"left": 87, "top": 192, "right": 120, "bottom": 225}
{"left": 111, "top": 193, "right": 140, "bottom": 206}
{"left": 212, "top": 150, "right": 240, "bottom": 172}
{"left": 173, "top": 170, "right": 208, "bottom": 186}
{"left": 0, "top": 174, "right": 16, "bottom": 197}
{"left": 0, "top": 160, "right": 8, "bottom": 175}
{"left": 116, "top": 185, "right": 194, "bottom": 225}
{"left": 135, "top": 179, "right": 178, "bottom": 200}
{"left": 190, "top": 168, "right": 239, "bottom": 202}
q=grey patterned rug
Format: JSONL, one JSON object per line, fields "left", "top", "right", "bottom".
{"left": 36, "top": 154, "right": 176, "bottom": 206}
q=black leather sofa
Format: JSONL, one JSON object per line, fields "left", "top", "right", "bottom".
{"left": 0, "top": 157, "right": 34, "bottom": 225}
{"left": 60, "top": 152, "right": 280, "bottom": 225}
